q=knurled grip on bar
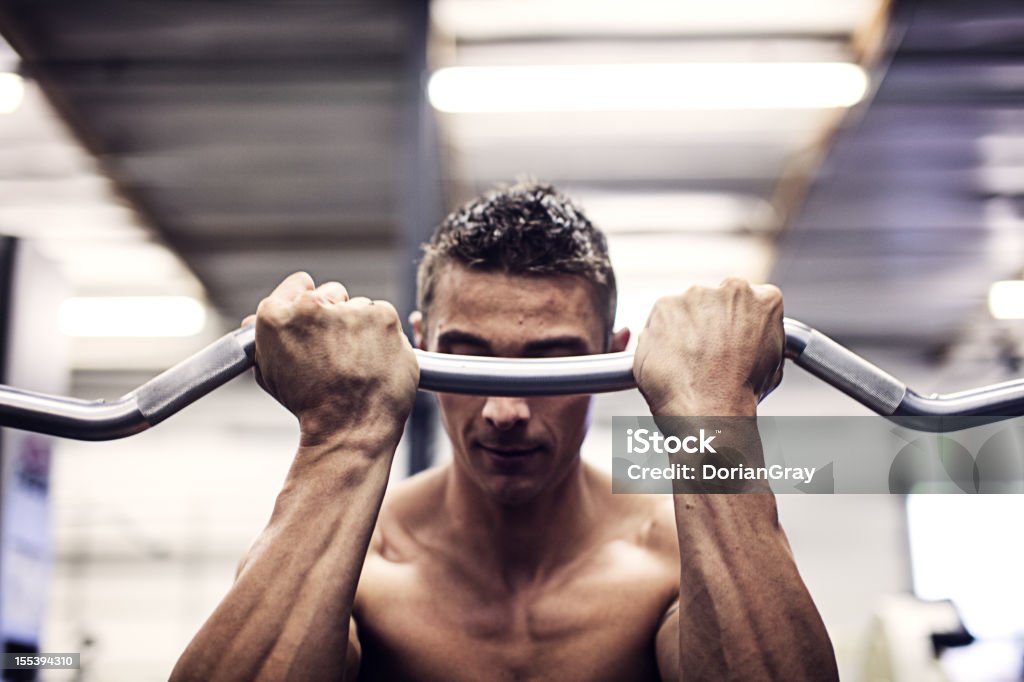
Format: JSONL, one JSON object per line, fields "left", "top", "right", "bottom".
{"left": 793, "top": 329, "right": 908, "bottom": 416}
{"left": 132, "top": 325, "right": 256, "bottom": 426}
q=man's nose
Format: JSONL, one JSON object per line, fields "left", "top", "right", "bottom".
{"left": 481, "top": 396, "right": 531, "bottom": 431}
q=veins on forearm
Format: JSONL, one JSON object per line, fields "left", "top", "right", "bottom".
{"left": 672, "top": 496, "right": 837, "bottom": 681}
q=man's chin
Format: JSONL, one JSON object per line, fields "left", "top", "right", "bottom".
{"left": 475, "top": 470, "right": 546, "bottom": 506}
{"left": 487, "top": 482, "right": 543, "bottom": 507}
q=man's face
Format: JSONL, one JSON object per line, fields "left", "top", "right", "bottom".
{"left": 416, "top": 263, "right": 625, "bottom": 506}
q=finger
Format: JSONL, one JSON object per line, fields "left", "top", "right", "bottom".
{"left": 269, "top": 271, "right": 315, "bottom": 301}
{"left": 753, "top": 283, "right": 783, "bottom": 303}
{"left": 371, "top": 299, "right": 398, "bottom": 315}
{"left": 315, "top": 281, "right": 349, "bottom": 304}
{"left": 719, "top": 276, "right": 749, "bottom": 290}
{"left": 347, "top": 296, "right": 374, "bottom": 307}
{"left": 240, "top": 314, "right": 256, "bottom": 328}
{"left": 372, "top": 300, "right": 402, "bottom": 327}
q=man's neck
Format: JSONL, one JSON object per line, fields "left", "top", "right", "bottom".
{"left": 442, "top": 458, "right": 600, "bottom": 592}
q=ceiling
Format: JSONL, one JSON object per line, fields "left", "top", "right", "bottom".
{"left": 0, "top": 0, "right": 1021, "bottom": 367}
{"left": 0, "top": 0, "right": 419, "bottom": 323}
{"left": 774, "top": 0, "right": 1024, "bottom": 349}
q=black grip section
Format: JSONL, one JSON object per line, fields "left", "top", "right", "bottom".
{"left": 133, "top": 328, "right": 255, "bottom": 426}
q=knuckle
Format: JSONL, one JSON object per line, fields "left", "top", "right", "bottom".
{"left": 681, "top": 284, "right": 707, "bottom": 299}
{"left": 374, "top": 300, "right": 400, "bottom": 324}
{"left": 290, "top": 271, "right": 315, "bottom": 287}
{"left": 257, "top": 298, "right": 286, "bottom": 326}
{"left": 293, "top": 290, "right": 320, "bottom": 313}
{"left": 319, "top": 280, "right": 347, "bottom": 298}
{"left": 759, "top": 283, "right": 783, "bottom": 301}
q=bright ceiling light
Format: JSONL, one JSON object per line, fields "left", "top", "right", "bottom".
{"left": 428, "top": 63, "right": 867, "bottom": 113}
{"left": 58, "top": 297, "right": 207, "bottom": 337}
{"left": 0, "top": 72, "right": 24, "bottom": 114}
{"left": 572, "top": 191, "right": 775, "bottom": 233}
{"left": 608, "top": 233, "right": 774, "bottom": 280}
{"left": 989, "top": 280, "right": 1024, "bottom": 320}
{"left": 432, "top": 0, "right": 882, "bottom": 39}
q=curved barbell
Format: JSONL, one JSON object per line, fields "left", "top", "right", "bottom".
{"left": 0, "top": 319, "right": 1022, "bottom": 440}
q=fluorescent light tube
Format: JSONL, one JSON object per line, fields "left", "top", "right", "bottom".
{"left": 0, "top": 72, "right": 24, "bottom": 114}
{"left": 989, "top": 280, "right": 1024, "bottom": 320}
{"left": 573, "top": 191, "right": 774, "bottom": 233}
{"left": 428, "top": 62, "right": 867, "bottom": 113}
{"left": 58, "top": 296, "right": 207, "bottom": 337}
{"left": 432, "top": 0, "right": 879, "bottom": 40}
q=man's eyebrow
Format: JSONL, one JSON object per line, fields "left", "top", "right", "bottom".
{"left": 435, "top": 331, "right": 591, "bottom": 355}
{"left": 522, "top": 336, "right": 591, "bottom": 354}
{"left": 436, "top": 330, "right": 493, "bottom": 351}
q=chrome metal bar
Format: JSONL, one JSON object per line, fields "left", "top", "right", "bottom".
{"left": 0, "top": 387, "right": 146, "bottom": 441}
{"left": 415, "top": 350, "right": 635, "bottom": 395}
{"left": 2, "top": 319, "right": 1024, "bottom": 440}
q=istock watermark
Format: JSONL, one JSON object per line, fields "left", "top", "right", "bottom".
{"left": 610, "top": 416, "right": 1024, "bottom": 494}
{"left": 625, "top": 428, "right": 718, "bottom": 454}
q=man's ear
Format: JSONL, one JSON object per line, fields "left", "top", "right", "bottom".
{"left": 609, "top": 327, "right": 630, "bottom": 353}
{"left": 410, "top": 310, "right": 426, "bottom": 350}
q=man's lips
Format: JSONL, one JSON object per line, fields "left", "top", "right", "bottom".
{"left": 477, "top": 444, "right": 541, "bottom": 458}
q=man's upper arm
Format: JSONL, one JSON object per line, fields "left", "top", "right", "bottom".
{"left": 655, "top": 599, "right": 680, "bottom": 682}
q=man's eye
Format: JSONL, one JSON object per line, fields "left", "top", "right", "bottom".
{"left": 445, "top": 345, "right": 492, "bottom": 357}
{"left": 525, "top": 349, "right": 580, "bottom": 359}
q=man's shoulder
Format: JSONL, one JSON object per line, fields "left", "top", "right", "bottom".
{"left": 366, "top": 465, "right": 448, "bottom": 560}
{"left": 586, "top": 464, "right": 678, "bottom": 560}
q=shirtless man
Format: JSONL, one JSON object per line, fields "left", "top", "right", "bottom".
{"left": 171, "top": 182, "right": 838, "bottom": 681}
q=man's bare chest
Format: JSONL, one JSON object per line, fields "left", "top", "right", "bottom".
{"left": 353, "top": 543, "right": 676, "bottom": 681}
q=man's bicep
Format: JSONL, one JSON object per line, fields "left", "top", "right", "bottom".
{"left": 655, "top": 598, "right": 680, "bottom": 682}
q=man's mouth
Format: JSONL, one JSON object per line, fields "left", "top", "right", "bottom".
{"left": 477, "top": 444, "right": 541, "bottom": 459}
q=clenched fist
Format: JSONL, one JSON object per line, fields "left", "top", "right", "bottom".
{"left": 633, "top": 278, "right": 784, "bottom": 417}
{"left": 247, "top": 272, "right": 419, "bottom": 447}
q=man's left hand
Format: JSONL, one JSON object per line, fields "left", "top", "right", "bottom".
{"left": 633, "top": 278, "right": 785, "bottom": 417}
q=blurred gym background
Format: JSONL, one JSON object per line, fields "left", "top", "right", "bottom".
{"left": 0, "top": 0, "right": 1022, "bottom": 679}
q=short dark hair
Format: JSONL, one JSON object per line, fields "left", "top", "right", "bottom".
{"left": 416, "top": 180, "right": 617, "bottom": 337}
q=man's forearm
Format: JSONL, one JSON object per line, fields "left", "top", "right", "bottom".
{"left": 171, "top": 429, "right": 398, "bottom": 682}
{"left": 673, "top": 493, "right": 837, "bottom": 681}
{"left": 663, "top": 408, "right": 838, "bottom": 681}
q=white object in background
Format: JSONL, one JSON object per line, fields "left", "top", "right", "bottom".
{"left": 860, "top": 595, "right": 962, "bottom": 682}
{"left": 58, "top": 296, "right": 207, "bottom": 338}
{"left": 907, "top": 494, "right": 1024, "bottom": 639}
{"left": 0, "top": 72, "right": 23, "bottom": 114}
{"left": 988, "top": 280, "right": 1024, "bottom": 320}
{"left": 571, "top": 191, "right": 775, "bottom": 234}
{"left": 432, "top": 0, "right": 882, "bottom": 39}
{"left": 428, "top": 62, "right": 868, "bottom": 113}
{"left": 0, "top": 240, "right": 70, "bottom": 648}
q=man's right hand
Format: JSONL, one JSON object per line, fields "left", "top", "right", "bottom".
{"left": 248, "top": 271, "right": 419, "bottom": 446}
{"left": 176, "top": 272, "right": 414, "bottom": 682}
